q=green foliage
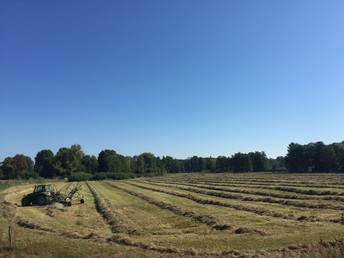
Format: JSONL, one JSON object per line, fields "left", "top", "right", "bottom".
{"left": 80, "top": 155, "right": 98, "bottom": 173}
{"left": 91, "top": 172, "right": 136, "bottom": 180}
{"left": 285, "top": 141, "right": 344, "bottom": 172}
{"left": 2, "top": 140, "right": 344, "bottom": 181}
{"left": 231, "top": 152, "right": 252, "bottom": 172}
{"left": 68, "top": 172, "right": 93, "bottom": 182}
{"left": 98, "top": 150, "right": 131, "bottom": 173}
{"left": 135, "top": 152, "right": 162, "bottom": 176}
{"left": 34, "top": 149, "right": 55, "bottom": 178}
{"left": 268, "top": 156, "right": 286, "bottom": 172}
{"left": 0, "top": 154, "right": 35, "bottom": 179}
{"left": 249, "top": 152, "right": 268, "bottom": 172}
{"left": 54, "top": 144, "right": 84, "bottom": 177}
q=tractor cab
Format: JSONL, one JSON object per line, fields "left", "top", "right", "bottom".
{"left": 34, "top": 184, "right": 56, "bottom": 194}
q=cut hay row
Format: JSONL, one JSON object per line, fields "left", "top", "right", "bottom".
{"left": 15, "top": 215, "right": 105, "bottom": 243}
{"left": 140, "top": 180, "right": 317, "bottom": 200}
{"left": 16, "top": 218, "right": 56, "bottom": 233}
{"left": 88, "top": 183, "right": 223, "bottom": 256}
{"left": 107, "top": 235, "right": 213, "bottom": 257}
{"left": 152, "top": 176, "right": 344, "bottom": 191}
{"left": 152, "top": 180, "right": 344, "bottom": 202}
{"left": 257, "top": 238, "right": 344, "bottom": 258}
{"left": 125, "top": 181, "right": 309, "bottom": 222}
{"left": 272, "top": 186, "right": 344, "bottom": 196}
{"left": 125, "top": 181, "right": 269, "bottom": 235}
{"left": 191, "top": 181, "right": 344, "bottom": 201}
{"left": 143, "top": 181, "right": 344, "bottom": 211}
{"left": 134, "top": 181, "right": 344, "bottom": 224}
{"left": 141, "top": 180, "right": 344, "bottom": 210}
{"left": 105, "top": 181, "right": 245, "bottom": 232}
{"left": 86, "top": 182, "right": 138, "bottom": 234}
{"left": 172, "top": 179, "right": 344, "bottom": 190}
{"left": 155, "top": 174, "right": 344, "bottom": 188}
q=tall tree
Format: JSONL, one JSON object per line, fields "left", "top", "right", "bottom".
{"left": 332, "top": 142, "right": 344, "bottom": 171}
{"left": 136, "top": 152, "right": 159, "bottom": 176}
{"left": 1, "top": 155, "right": 34, "bottom": 179}
{"left": 285, "top": 143, "right": 308, "bottom": 172}
{"left": 249, "top": 152, "right": 268, "bottom": 172}
{"left": 205, "top": 157, "right": 216, "bottom": 172}
{"left": 54, "top": 144, "right": 84, "bottom": 177}
{"left": 34, "top": 149, "right": 55, "bottom": 178}
{"left": 230, "top": 153, "right": 252, "bottom": 172}
{"left": 216, "top": 156, "right": 230, "bottom": 172}
{"left": 98, "top": 150, "right": 121, "bottom": 172}
{"left": 80, "top": 155, "right": 99, "bottom": 173}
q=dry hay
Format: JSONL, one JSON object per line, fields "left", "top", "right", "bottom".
{"left": 106, "top": 182, "right": 234, "bottom": 231}
{"left": 86, "top": 182, "right": 139, "bottom": 235}
{"left": 16, "top": 218, "right": 56, "bottom": 233}
{"left": 46, "top": 203, "right": 66, "bottom": 217}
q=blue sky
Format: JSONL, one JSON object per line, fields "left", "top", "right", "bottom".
{"left": 1, "top": 0, "right": 344, "bottom": 161}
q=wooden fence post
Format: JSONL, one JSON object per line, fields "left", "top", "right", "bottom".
{"left": 8, "top": 225, "right": 12, "bottom": 249}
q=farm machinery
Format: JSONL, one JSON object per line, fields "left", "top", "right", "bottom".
{"left": 21, "top": 183, "right": 84, "bottom": 206}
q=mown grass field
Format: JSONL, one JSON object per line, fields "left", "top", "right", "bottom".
{"left": 1, "top": 173, "right": 344, "bottom": 257}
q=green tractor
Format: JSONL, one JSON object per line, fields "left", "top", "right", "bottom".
{"left": 21, "top": 184, "right": 57, "bottom": 206}
{"left": 21, "top": 183, "right": 84, "bottom": 207}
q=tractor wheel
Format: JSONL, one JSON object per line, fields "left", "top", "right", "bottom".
{"left": 36, "top": 195, "right": 48, "bottom": 205}
{"left": 21, "top": 197, "right": 31, "bottom": 206}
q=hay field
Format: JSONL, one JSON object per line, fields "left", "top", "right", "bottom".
{"left": 1, "top": 173, "right": 344, "bottom": 257}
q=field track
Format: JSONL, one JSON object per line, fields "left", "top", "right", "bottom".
{"left": 1, "top": 172, "right": 344, "bottom": 257}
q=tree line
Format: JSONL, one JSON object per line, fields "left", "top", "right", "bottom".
{"left": 0, "top": 141, "right": 343, "bottom": 180}
{"left": 285, "top": 141, "right": 344, "bottom": 172}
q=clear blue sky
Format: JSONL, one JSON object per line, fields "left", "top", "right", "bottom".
{"left": 1, "top": 1, "right": 343, "bottom": 161}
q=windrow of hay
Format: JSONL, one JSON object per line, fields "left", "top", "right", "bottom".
{"left": 273, "top": 186, "right": 344, "bottom": 196}
{"left": 107, "top": 235, "right": 203, "bottom": 256}
{"left": 16, "top": 218, "right": 56, "bottom": 232}
{"left": 108, "top": 235, "right": 248, "bottom": 257}
{"left": 86, "top": 182, "right": 139, "bottom": 234}
{"left": 0, "top": 200, "right": 16, "bottom": 222}
{"left": 106, "top": 182, "right": 232, "bottom": 231}
{"left": 258, "top": 238, "right": 344, "bottom": 258}
{"left": 139, "top": 181, "right": 344, "bottom": 212}
{"left": 145, "top": 180, "right": 317, "bottom": 200}
{"left": 88, "top": 183, "right": 222, "bottom": 256}
{"left": 172, "top": 178, "right": 344, "bottom": 189}
{"left": 127, "top": 181, "right": 296, "bottom": 221}
{"left": 16, "top": 216, "right": 107, "bottom": 243}
{"left": 126, "top": 182, "right": 270, "bottom": 235}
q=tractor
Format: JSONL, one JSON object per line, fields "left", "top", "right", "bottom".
{"left": 21, "top": 183, "right": 84, "bottom": 206}
{"left": 21, "top": 184, "right": 57, "bottom": 206}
